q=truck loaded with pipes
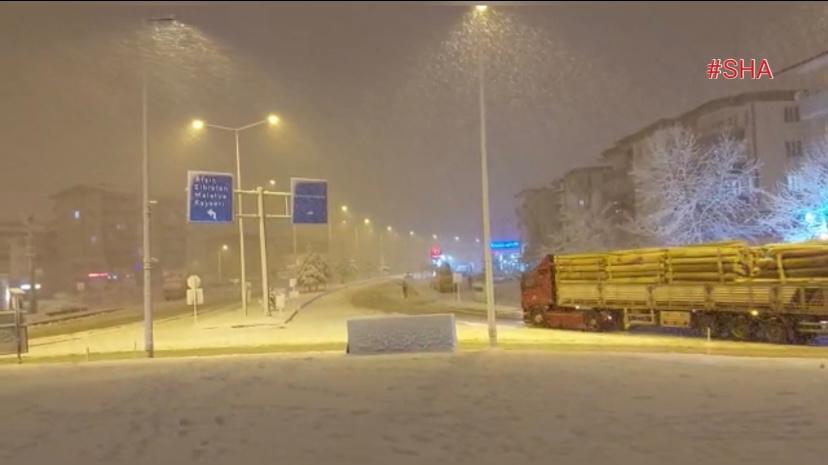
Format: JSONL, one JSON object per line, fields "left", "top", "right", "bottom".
{"left": 520, "top": 241, "right": 828, "bottom": 344}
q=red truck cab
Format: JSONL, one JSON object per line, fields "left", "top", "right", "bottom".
{"left": 521, "top": 255, "right": 616, "bottom": 331}
{"left": 520, "top": 255, "right": 555, "bottom": 325}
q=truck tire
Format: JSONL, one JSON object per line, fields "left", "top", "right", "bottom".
{"left": 728, "top": 314, "right": 754, "bottom": 341}
{"left": 583, "top": 310, "right": 601, "bottom": 332}
{"left": 759, "top": 317, "right": 792, "bottom": 345}
{"left": 530, "top": 308, "right": 547, "bottom": 328}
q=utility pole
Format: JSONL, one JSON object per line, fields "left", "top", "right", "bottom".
{"left": 26, "top": 215, "right": 37, "bottom": 314}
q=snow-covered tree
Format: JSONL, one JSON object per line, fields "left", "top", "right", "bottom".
{"left": 296, "top": 252, "right": 329, "bottom": 291}
{"left": 628, "top": 124, "right": 767, "bottom": 246}
{"left": 766, "top": 139, "right": 828, "bottom": 242}
{"left": 542, "top": 202, "right": 625, "bottom": 255}
{"left": 336, "top": 259, "right": 359, "bottom": 283}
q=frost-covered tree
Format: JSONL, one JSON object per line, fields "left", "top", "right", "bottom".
{"left": 296, "top": 252, "right": 329, "bottom": 291}
{"left": 766, "top": 139, "right": 828, "bottom": 242}
{"left": 336, "top": 259, "right": 359, "bottom": 283}
{"left": 628, "top": 124, "right": 767, "bottom": 245}
{"left": 543, "top": 203, "right": 625, "bottom": 254}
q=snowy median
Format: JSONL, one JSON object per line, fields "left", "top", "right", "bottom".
{"left": 346, "top": 314, "right": 457, "bottom": 355}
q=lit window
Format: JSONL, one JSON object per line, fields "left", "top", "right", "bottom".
{"left": 73, "top": 210, "right": 80, "bottom": 220}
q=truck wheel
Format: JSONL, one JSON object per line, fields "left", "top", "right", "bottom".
{"left": 759, "top": 317, "right": 792, "bottom": 345}
{"left": 728, "top": 315, "right": 754, "bottom": 341}
{"left": 583, "top": 310, "right": 601, "bottom": 332}
{"left": 695, "top": 313, "right": 723, "bottom": 339}
{"left": 530, "top": 308, "right": 547, "bottom": 328}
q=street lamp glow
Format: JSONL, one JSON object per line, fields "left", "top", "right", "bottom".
{"left": 364, "top": 218, "right": 371, "bottom": 225}
{"left": 341, "top": 205, "right": 349, "bottom": 213}
{"left": 269, "top": 179, "right": 276, "bottom": 187}
{"left": 475, "top": 238, "right": 481, "bottom": 244}
{"left": 387, "top": 226, "right": 393, "bottom": 232}
{"left": 222, "top": 244, "right": 229, "bottom": 251}
{"left": 191, "top": 119, "right": 205, "bottom": 130}
{"left": 432, "top": 234, "right": 438, "bottom": 240}
{"left": 409, "top": 231, "right": 415, "bottom": 236}
{"left": 475, "top": 5, "right": 488, "bottom": 12}
{"left": 267, "top": 114, "right": 280, "bottom": 126}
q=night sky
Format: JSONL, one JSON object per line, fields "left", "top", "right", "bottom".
{"left": 2, "top": 1, "right": 828, "bottom": 240}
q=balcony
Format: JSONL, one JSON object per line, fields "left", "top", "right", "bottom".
{"left": 799, "top": 90, "right": 828, "bottom": 120}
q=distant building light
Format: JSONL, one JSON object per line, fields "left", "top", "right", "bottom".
{"left": 73, "top": 210, "right": 80, "bottom": 220}
{"left": 87, "top": 272, "right": 109, "bottom": 279}
{"left": 20, "top": 283, "right": 41, "bottom": 291}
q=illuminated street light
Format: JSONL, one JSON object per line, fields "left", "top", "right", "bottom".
{"left": 472, "top": 3, "right": 496, "bottom": 347}
{"left": 222, "top": 244, "right": 229, "bottom": 251}
{"left": 341, "top": 205, "right": 349, "bottom": 213}
{"left": 387, "top": 226, "right": 393, "bottom": 232}
{"left": 475, "top": 238, "right": 481, "bottom": 244}
{"left": 409, "top": 231, "right": 415, "bottom": 236}
{"left": 190, "top": 113, "right": 283, "bottom": 317}
{"left": 268, "top": 179, "right": 276, "bottom": 187}
{"left": 432, "top": 234, "right": 438, "bottom": 240}
{"left": 364, "top": 218, "right": 371, "bottom": 225}
{"left": 454, "top": 236, "right": 460, "bottom": 242}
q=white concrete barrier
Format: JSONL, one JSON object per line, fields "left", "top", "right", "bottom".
{"left": 346, "top": 314, "right": 457, "bottom": 355}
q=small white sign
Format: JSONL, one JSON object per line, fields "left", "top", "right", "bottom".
{"left": 187, "top": 275, "right": 202, "bottom": 289}
{"left": 187, "top": 288, "right": 204, "bottom": 305}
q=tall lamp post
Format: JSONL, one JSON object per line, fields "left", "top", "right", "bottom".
{"left": 473, "top": 4, "right": 497, "bottom": 347}
{"left": 218, "top": 244, "right": 229, "bottom": 283}
{"left": 191, "top": 114, "right": 281, "bottom": 316}
{"left": 142, "top": 15, "right": 176, "bottom": 358}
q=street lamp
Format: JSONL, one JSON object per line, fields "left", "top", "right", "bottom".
{"left": 218, "top": 244, "right": 229, "bottom": 283}
{"left": 409, "top": 230, "right": 415, "bottom": 236}
{"left": 387, "top": 226, "right": 393, "bottom": 232}
{"left": 454, "top": 236, "right": 460, "bottom": 242}
{"left": 472, "top": 4, "right": 497, "bottom": 346}
{"left": 142, "top": 14, "right": 176, "bottom": 358}
{"left": 269, "top": 179, "right": 276, "bottom": 187}
{"left": 432, "top": 234, "right": 438, "bottom": 240}
{"left": 364, "top": 218, "right": 371, "bottom": 225}
{"left": 341, "top": 205, "right": 349, "bottom": 213}
{"left": 191, "top": 113, "right": 282, "bottom": 316}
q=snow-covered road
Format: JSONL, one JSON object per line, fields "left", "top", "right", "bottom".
{"left": 1, "top": 351, "right": 827, "bottom": 465}
{"left": 6, "top": 277, "right": 828, "bottom": 361}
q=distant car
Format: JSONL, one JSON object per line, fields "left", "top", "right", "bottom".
{"left": 162, "top": 272, "right": 187, "bottom": 301}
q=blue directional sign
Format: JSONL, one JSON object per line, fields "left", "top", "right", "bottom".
{"left": 187, "top": 171, "right": 234, "bottom": 224}
{"left": 291, "top": 178, "right": 328, "bottom": 224}
{"left": 490, "top": 240, "right": 521, "bottom": 250}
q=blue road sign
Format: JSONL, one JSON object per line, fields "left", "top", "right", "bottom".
{"left": 490, "top": 240, "right": 521, "bottom": 250}
{"left": 188, "top": 171, "right": 234, "bottom": 224}
{"left": 291, "top": 178, "right": 328, "bottom": 224}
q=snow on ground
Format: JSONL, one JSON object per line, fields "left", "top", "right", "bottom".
{"left": 1, "top": 350, "right": 827, "bottom": 465}
{"left": 9, "top": 278, "right": 828, "bottom": 360}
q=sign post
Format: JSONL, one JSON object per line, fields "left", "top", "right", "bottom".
{"left": 186, "top": 275, "right": 203, "bottom": 323}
